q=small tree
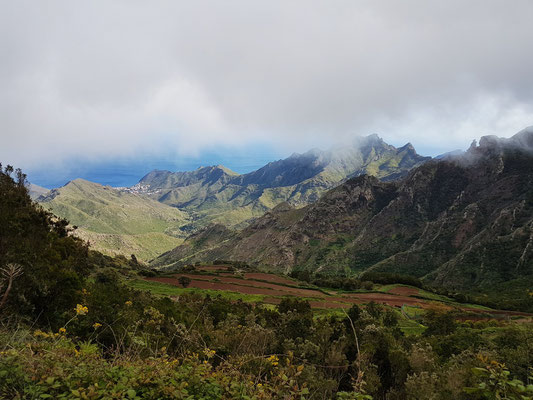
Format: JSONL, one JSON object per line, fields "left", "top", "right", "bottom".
{"left": 423, "top": 310, "right": 457, "bottom": 336}
{"left": 178, "top": 276, "right": 191, "bottom": 288}
{"left": 0, "top": 263, "right": 23, "bottom": 311}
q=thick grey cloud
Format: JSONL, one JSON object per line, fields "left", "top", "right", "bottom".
{"left": 1, "top": 0, "right": 533, "bottom": 167}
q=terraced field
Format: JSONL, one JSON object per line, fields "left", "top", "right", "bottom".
{"left": 136, "top": 265, "right": 533, "bottom": 320}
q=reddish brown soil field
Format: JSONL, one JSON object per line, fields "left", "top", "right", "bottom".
{"left": 148, "top": 275, "right": 441, "bottom": 309}
{"left": 147, "top": 277, "right": 323, "bottom": 298}
{"left": 309, "top": 300, "right": 351, "bottom": 309}
{"left": 387, "top": 286, "right": 420, "bottom": 296}
{"left": 217, "top": 272, "right": 296, "bottom": 285}
{"left": 242, "top": 273, "right": 296, "bottom": 285}
{"left": 145, "top": 271, "right": 532, "bottom": 318}
{"left": 167, "top": 274, "right": 321, "bottom": 297}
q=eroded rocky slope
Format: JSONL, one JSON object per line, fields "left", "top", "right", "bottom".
{"left": 154, "top": 129, "right": 533, "bottom": 290}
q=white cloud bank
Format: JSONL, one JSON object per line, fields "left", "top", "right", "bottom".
{"left": 1, "top": 0, "right": 533, "bottom": 166}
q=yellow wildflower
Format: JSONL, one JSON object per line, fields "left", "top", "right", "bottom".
{"left": 75, "top": 304, "right": 88, "bottom": 315}
{"left": 203, "top": 348, "right": 216, "bottom": 358}
{"left": 125, "top": 300, "right": 133, "bottom": 306}
{"left": 267, "top": 355, "right": 279, "bottom": 366}
{"left": 93, "top": 322, "right": 102, "bottom": 329}
{"left": 33, "top": 329, "right": 49, "bottom": 338}
{"left": 58, "top": 327, "right": 66, "bottom": 335}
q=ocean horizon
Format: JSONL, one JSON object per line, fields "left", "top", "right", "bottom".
{"left": 25, "top": 147, "right": 288, "bottom": 189}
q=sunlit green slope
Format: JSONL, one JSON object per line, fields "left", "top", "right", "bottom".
{"left": 39, "top": 178, "right": 189, "bottom": 260}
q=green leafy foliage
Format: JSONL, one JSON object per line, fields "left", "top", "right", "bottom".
{"left": 464, "top": 359, "right": 533, "bottom": 399}
{"left": 0, "top": 165, "right": 89, "bottom": 324}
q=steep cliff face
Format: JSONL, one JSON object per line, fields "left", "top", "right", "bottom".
{"left": 153, "top": 129, "right": 533, "bottom": 290}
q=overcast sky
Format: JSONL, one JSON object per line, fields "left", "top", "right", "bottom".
{"left": 2, "top": 0, "right": 533, "bottom": 170}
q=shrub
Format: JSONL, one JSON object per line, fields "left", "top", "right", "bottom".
{"left": 177, "top": 276, "right": 191, "bottom": 288}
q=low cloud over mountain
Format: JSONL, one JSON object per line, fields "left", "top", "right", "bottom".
{"left": 2, "top": 1, "right": 533, "bottom": 168}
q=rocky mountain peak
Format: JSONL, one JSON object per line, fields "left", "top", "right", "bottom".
{"left": 362, "top": 133, "right": 383, "bottom": 144}
{"left": 511, "top": 126, "right": 533, "bottom": 148}
{"left": 398, "top": 142, "right": 416, "bottom": 152}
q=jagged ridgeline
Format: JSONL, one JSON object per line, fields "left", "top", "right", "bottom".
{"left": 38, "top": 135, "right": 428, "bottom": 259}
{"left": 153, "top": 128, "right": 533, "bottom": 294}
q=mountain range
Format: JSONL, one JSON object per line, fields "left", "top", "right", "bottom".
{"left": 38, "top": 135, "right": 428, "bottom": 259}
{"left": 126, "top": 134, "right": 428, "bottom": 227}
{"left": 152, "top": 128, "right": 533, "bottom": 292}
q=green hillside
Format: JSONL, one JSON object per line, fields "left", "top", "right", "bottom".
{"left": 74, "top": 230, "right": 184, "bottom": 261}
{"left": 39, "top": 178, "right": 189, "bottom": 260}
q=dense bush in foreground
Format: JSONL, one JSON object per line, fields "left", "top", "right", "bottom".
{"left": 2, "top": 290, "right": 533, "bottom": 399}
{"left": 0, "top": 333, "right": 306, "bottom": 399}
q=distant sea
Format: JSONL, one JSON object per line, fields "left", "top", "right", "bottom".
{"left": 26, "top": 146, "right": 288, "bottom": 189}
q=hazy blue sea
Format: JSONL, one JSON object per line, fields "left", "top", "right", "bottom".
{"left": 26, "top": 146, "right": 288, "bottom": 189}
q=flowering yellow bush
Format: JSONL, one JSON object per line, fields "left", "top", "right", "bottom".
{"left": 203, "top": 348, "right": 216, "bottom": 359}
{"left": 267, "top": 355, "right": 279, "bottom": 366}
{"left": 0, "top": 336, "right": 290, "bottom": 399}
{"left": 75, "top": 304, "right": 88, "bottom": 316}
